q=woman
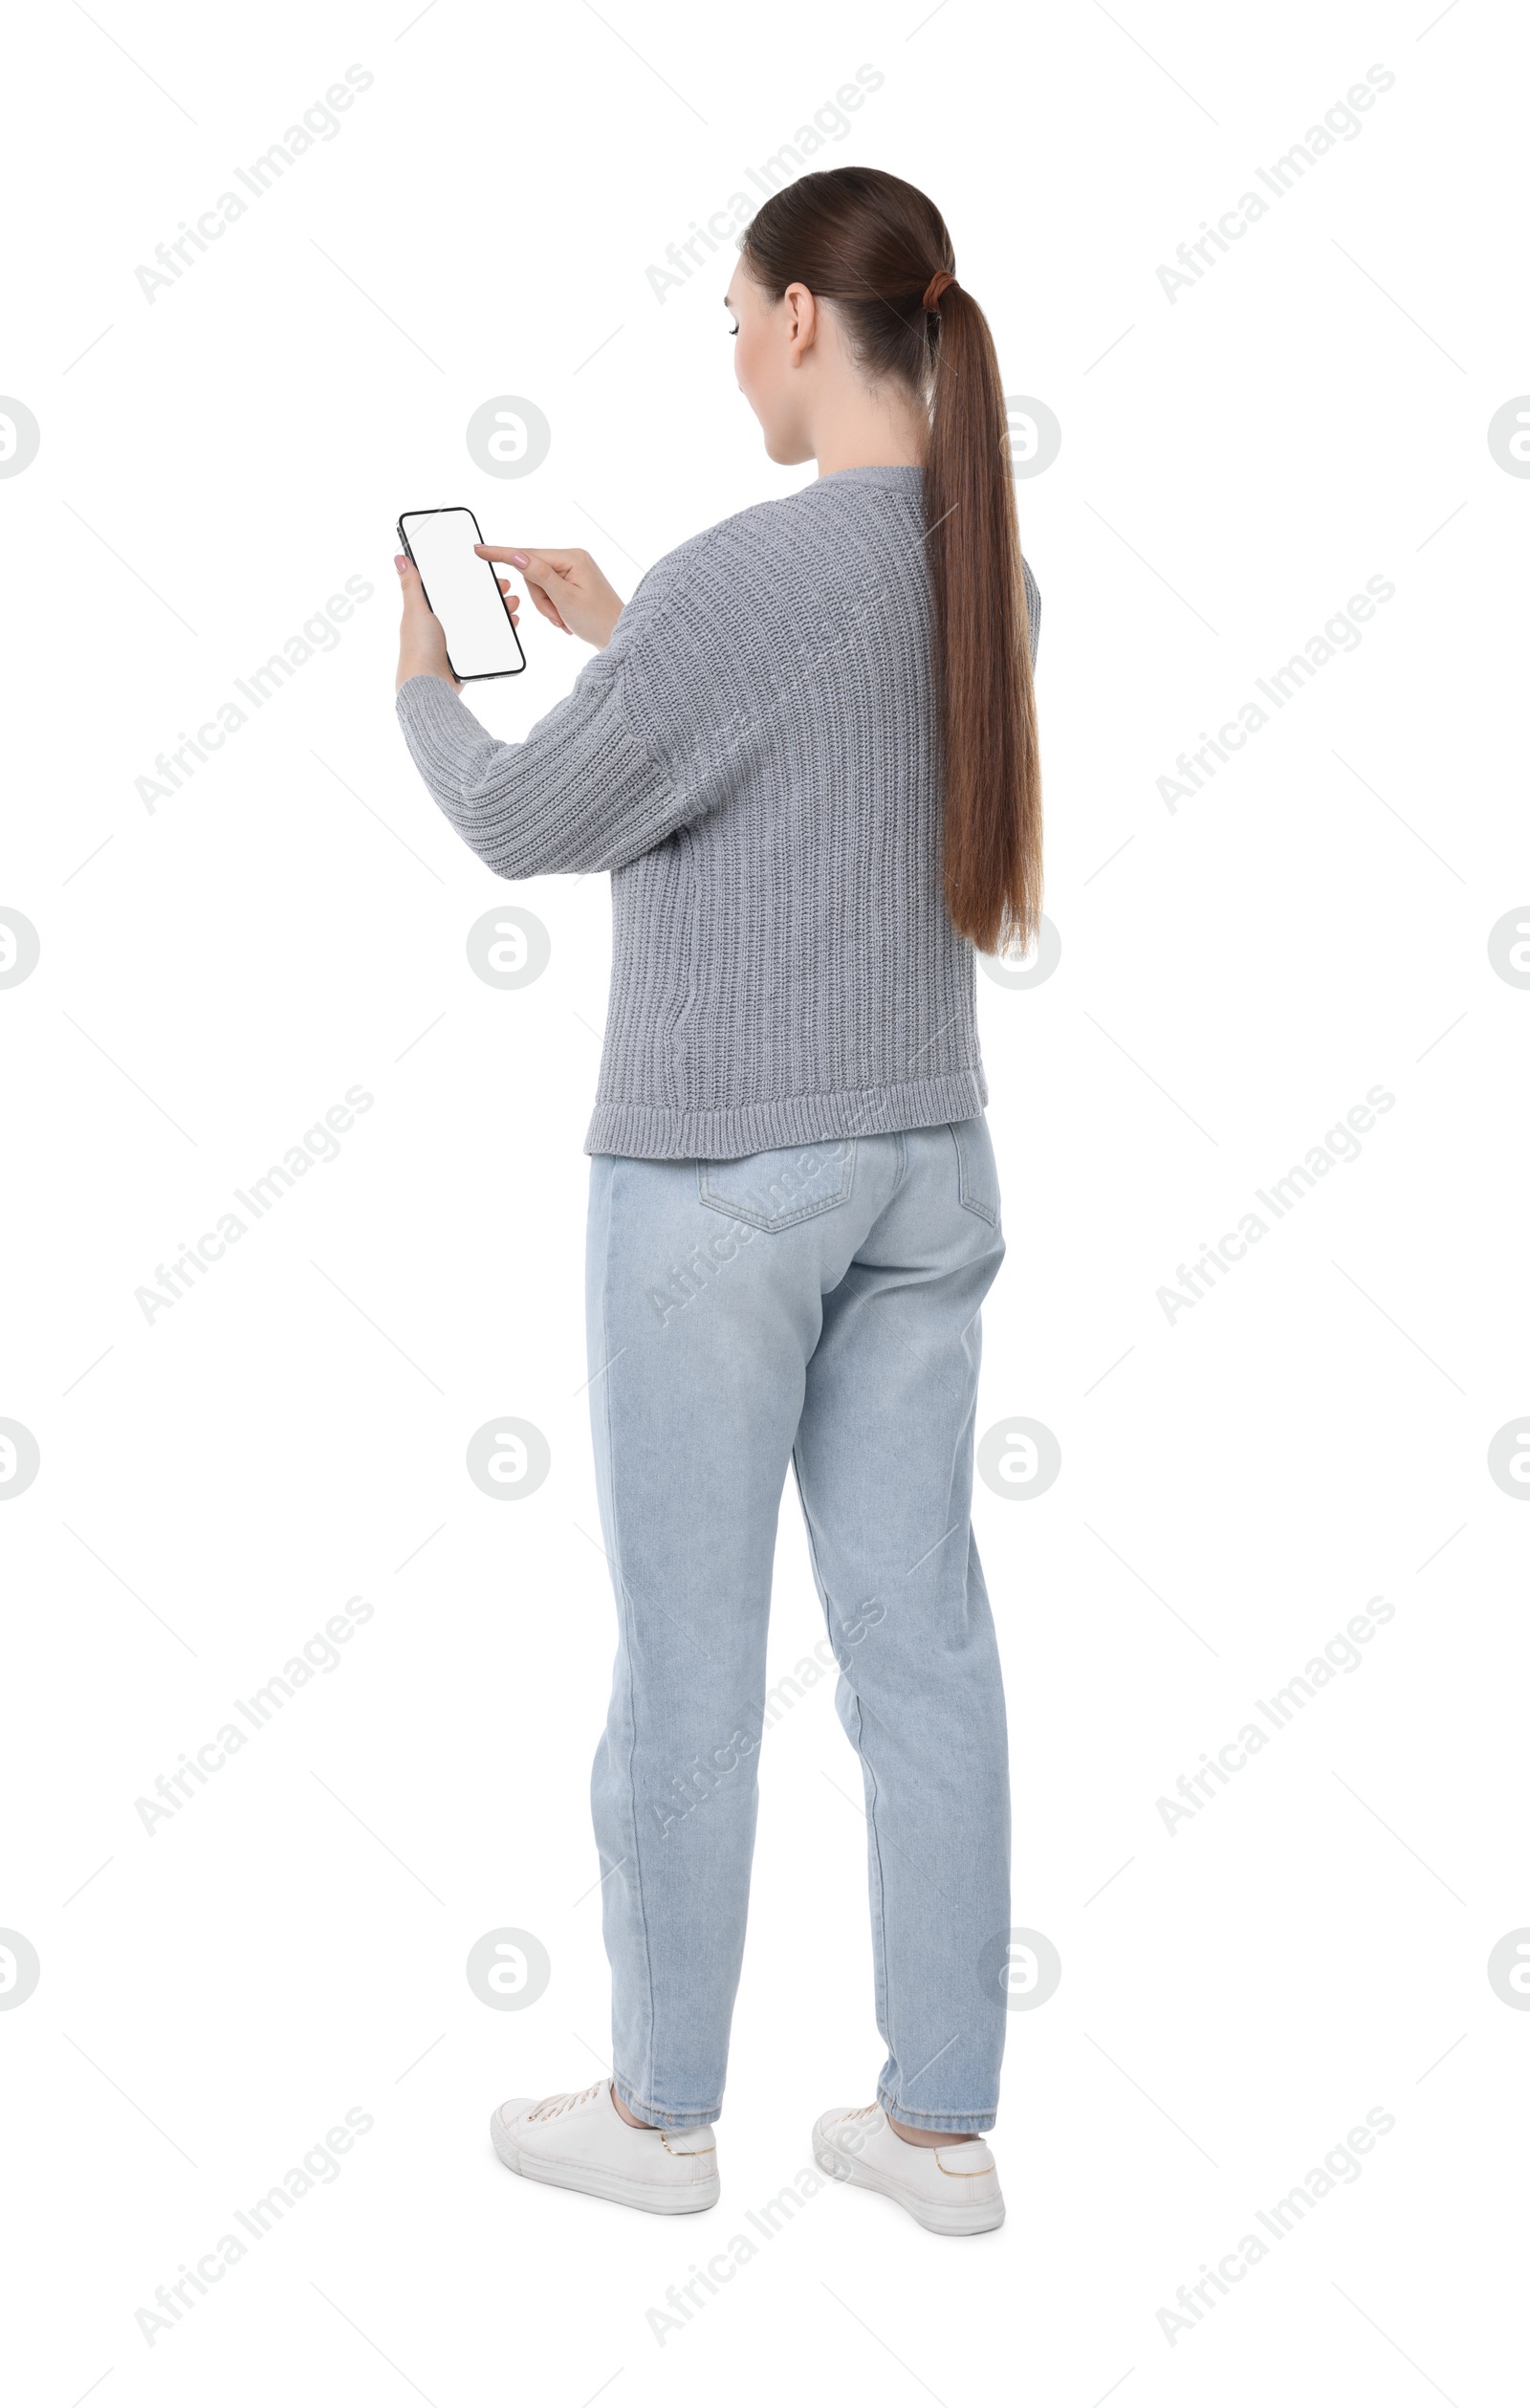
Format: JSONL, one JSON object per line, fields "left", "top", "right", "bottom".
{"left": 393, "top": 165, "right": 1041, "bottom": 2238}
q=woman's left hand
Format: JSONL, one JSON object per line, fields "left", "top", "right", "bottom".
{"left": 393, "top": 552, "right": 523, "bottom": 693}
{"left": 393, "top": 553, "right": 459, "bottom": 692}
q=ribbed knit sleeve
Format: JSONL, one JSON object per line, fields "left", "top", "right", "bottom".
{"left": 393, "top": 551, "right": 721, "bottom": 877}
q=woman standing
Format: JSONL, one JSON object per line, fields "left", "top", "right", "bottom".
{"left": 393, "top": 165, "right": 1040, "bottom": 2237}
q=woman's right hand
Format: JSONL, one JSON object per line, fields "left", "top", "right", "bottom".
{"left": 474, "top": 544, "right": 624, "bottom": 650}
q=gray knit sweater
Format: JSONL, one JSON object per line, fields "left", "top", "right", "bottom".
{"left": 395, "top": 463, "right": 1039, "bottom": 1160}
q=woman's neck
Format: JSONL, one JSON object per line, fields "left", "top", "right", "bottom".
{"left": 814, "top": 392, "right": 929, "bottom": 478}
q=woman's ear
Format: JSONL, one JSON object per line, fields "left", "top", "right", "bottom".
{"left": 783, "top": 281, "right": 819, "bottom": 365}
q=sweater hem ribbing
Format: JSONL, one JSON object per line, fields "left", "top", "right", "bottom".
{"left": 583, "top": 1070, "right": 988, "bottom": 1161}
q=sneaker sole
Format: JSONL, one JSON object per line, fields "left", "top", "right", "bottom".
{"left": 811, "top": 2114, "right": 1005, "bottom": 2236}
{"left": 490, "top": 2108, "right": 720, "bottom": 2216}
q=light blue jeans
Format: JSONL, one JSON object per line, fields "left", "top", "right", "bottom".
{"left": 585, "top": 1118, "right": 1010, "bottom": 2133}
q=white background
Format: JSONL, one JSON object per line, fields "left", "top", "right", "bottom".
{"left": 2, "top": 0, "right": 1526, "bottom": 2400}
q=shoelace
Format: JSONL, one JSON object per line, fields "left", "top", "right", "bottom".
{"left": 527, "top": 2081, "right": 605, "bottom": 2123}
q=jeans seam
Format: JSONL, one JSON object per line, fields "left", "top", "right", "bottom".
{"left": 598, "top": 1159, "right": 659, "bottom": 2119}
{"left": 857, "top": 1694, "right": 892, "bottom": 2069}
{"left": 794, "top": 1449, "right": 893, "bottom": 2050}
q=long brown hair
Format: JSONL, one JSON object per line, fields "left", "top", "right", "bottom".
{"left": 740, "top": 166, "right": 1041, "bottom": 955}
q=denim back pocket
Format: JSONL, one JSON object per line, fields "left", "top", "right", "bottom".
{"left": 697, "top": 1138, "right": 857, "bottom": 1233}
{"left": 949, "top": 1118, "right": 1000, "bottom": 1224}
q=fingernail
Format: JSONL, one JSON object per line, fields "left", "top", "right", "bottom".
{"left": 507, "top": 550, "right": 529, "bottom": 567}
{"left": 394, "top": 553, "right": 407, "bottom": 571}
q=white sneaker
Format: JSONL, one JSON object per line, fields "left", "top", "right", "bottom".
{"left": 490, "top": 2081, "right": 720, "bottom": 2215}
{"left": 813, "top": 2103, "right": 1004, "bottom": 2235}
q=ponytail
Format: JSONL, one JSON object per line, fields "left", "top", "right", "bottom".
{"left": 740, "top": 166, "right": 1042, "bottom": 954}
{"left": 921, "top": 274, "right": 1041, "bottom": 953}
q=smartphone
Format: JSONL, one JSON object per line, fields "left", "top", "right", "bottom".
{"left": 397, "top": 505, "right": 527, "bottom": 681}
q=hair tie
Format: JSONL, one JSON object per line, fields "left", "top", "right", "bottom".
{"left": 922, "top": 268, "right": 956, "bottom": 313}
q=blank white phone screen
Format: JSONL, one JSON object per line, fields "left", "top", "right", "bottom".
{"left": 402, "top": 509, "right": 524, "bottom": 679}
